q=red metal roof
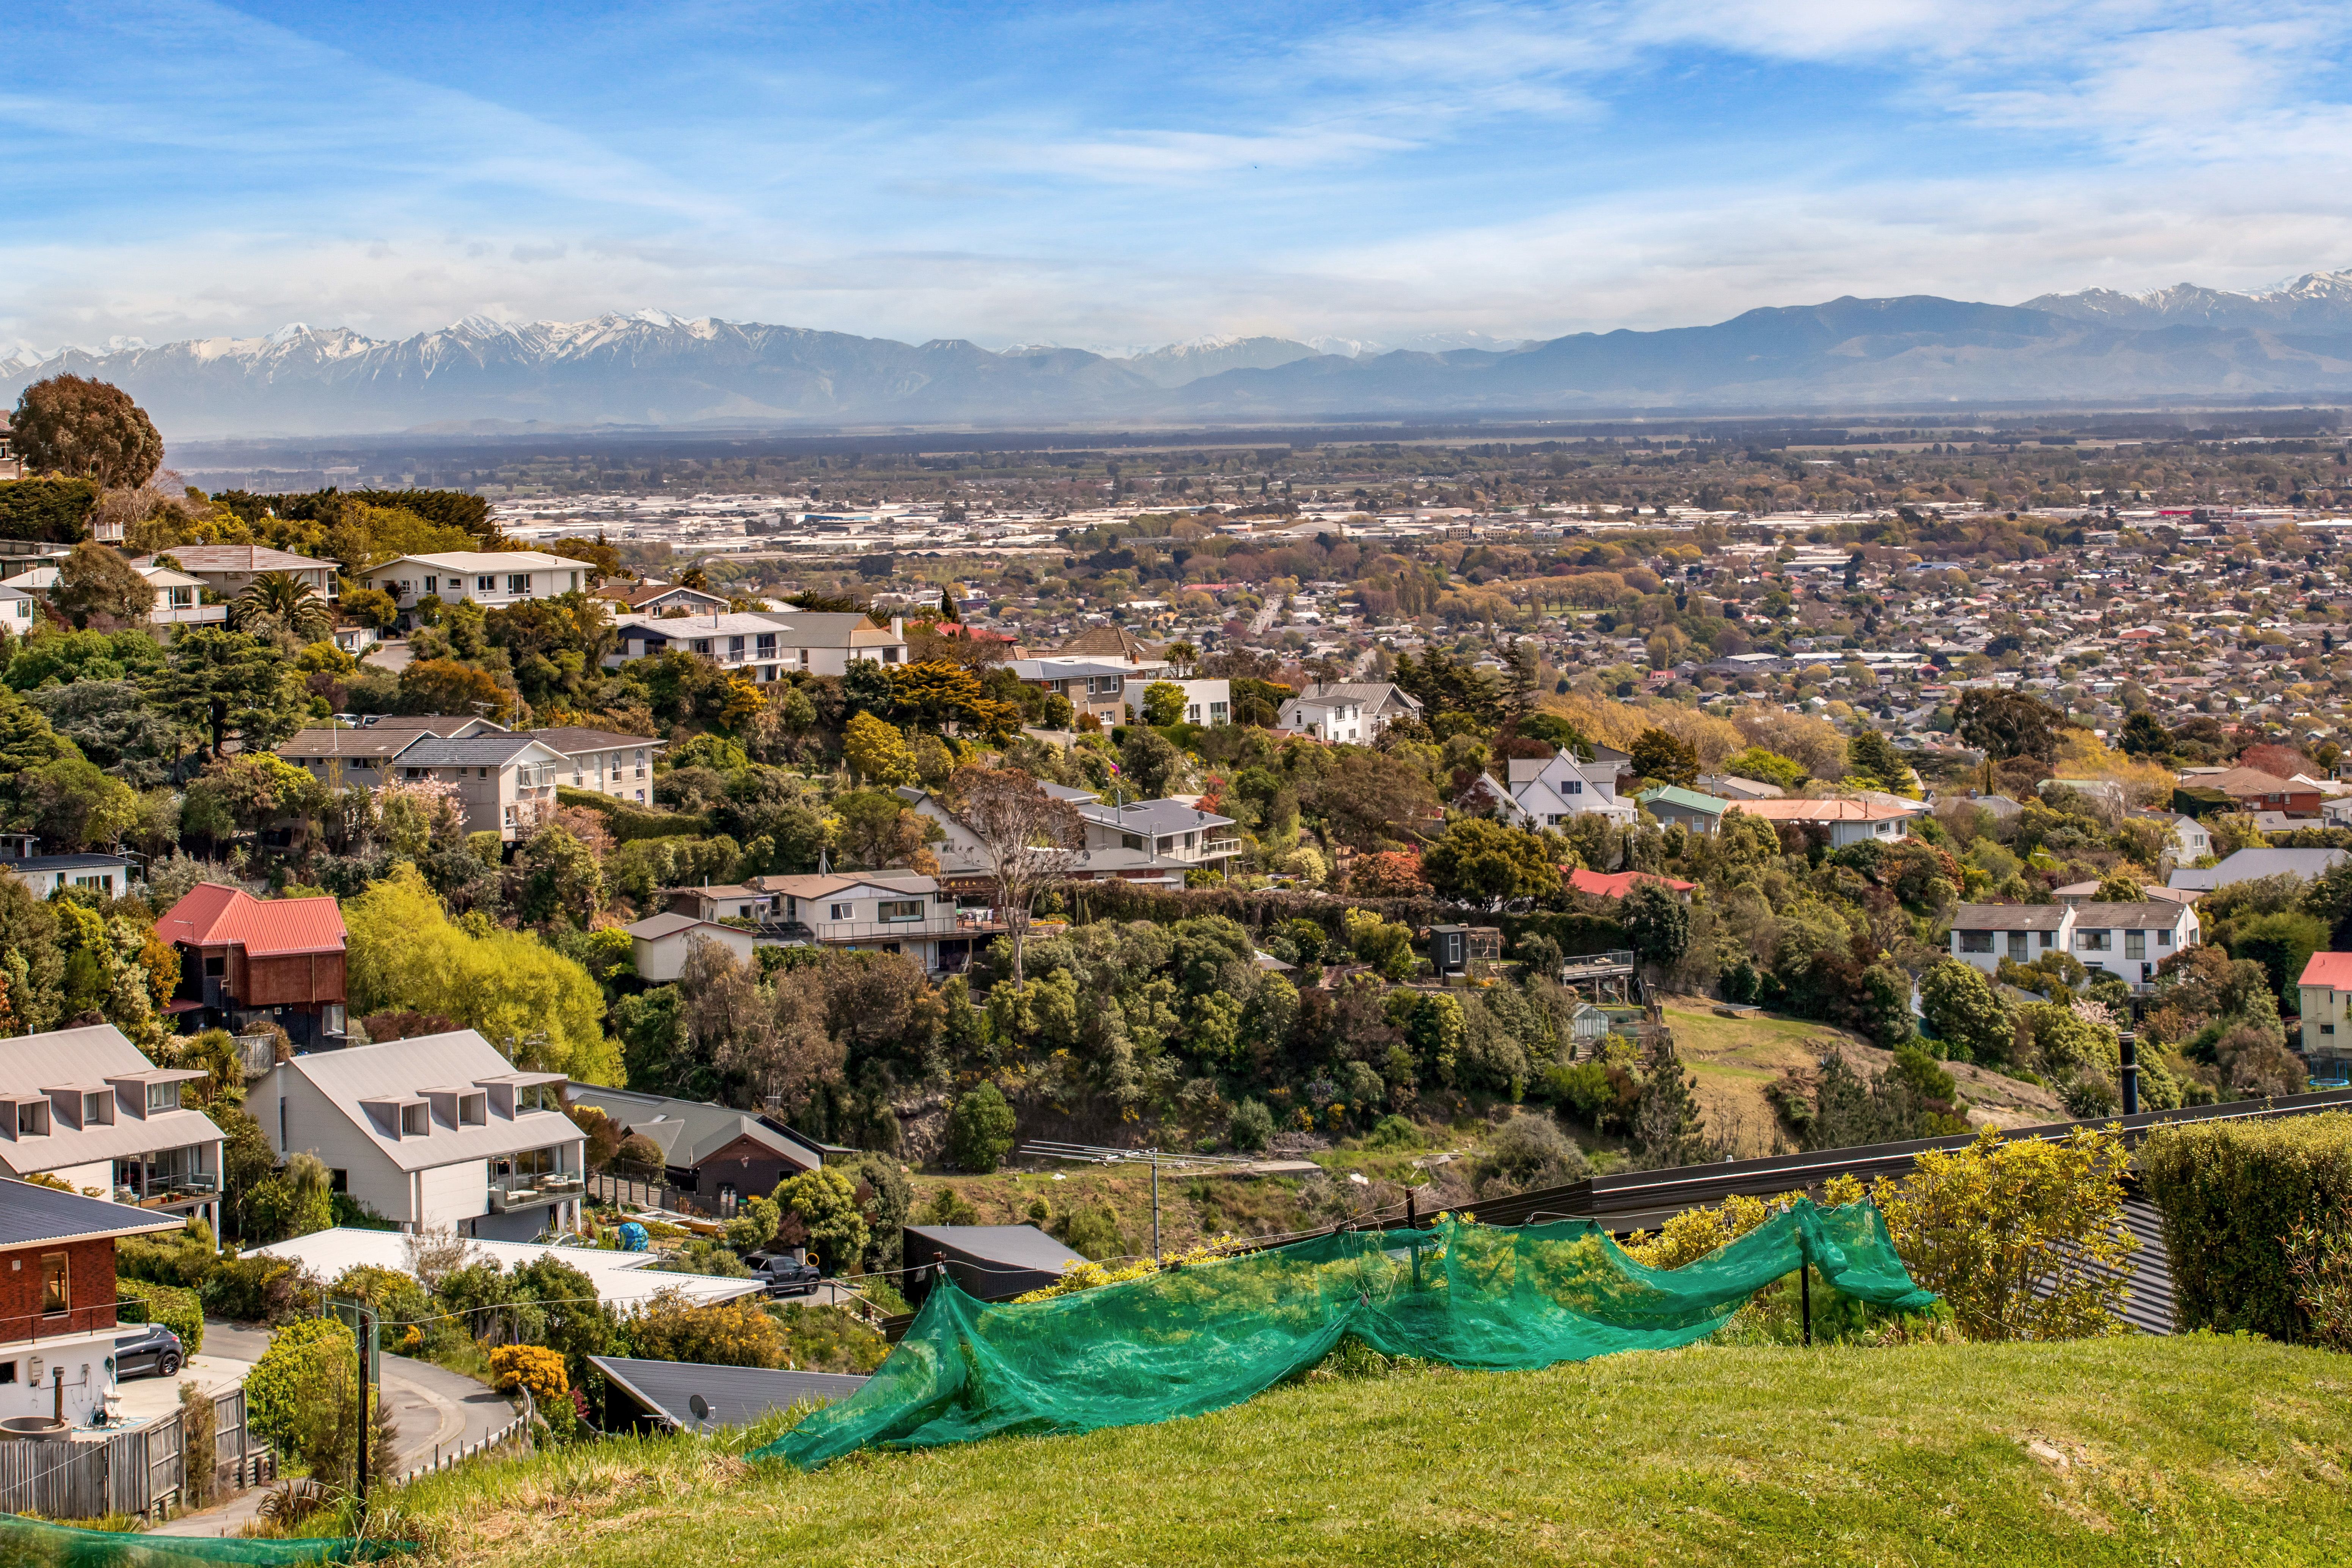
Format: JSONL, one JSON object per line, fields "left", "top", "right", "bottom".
{"left": 1568, "top": 868, "right": 1696, "bottom": 899}
{"left": 156, "top": 884, "right": 346, "bottom": 956}
{"left": 2298, "top": 951, "right": 2352, "bottom": 991}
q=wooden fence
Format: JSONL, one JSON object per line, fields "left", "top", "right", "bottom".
{"left": 0, "top": 1386, "right": 253, "bottom": 1520}
{"left": 591, "top": 1172, "right": 698, "bottom": 1214}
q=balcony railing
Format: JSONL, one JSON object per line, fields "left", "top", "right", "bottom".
{"left": 151, "top": 603, "right": 229, "bottom": 625}
{"left": 488, "top": 1171, "right": 584, "bottom": 1211}
{"left": 115, "top": 1174, "right": 220, "bottom": 1208}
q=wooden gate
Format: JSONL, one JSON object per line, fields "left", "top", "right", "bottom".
{"left": 0, "top": 1414, "right": 184, "bottom": 1519}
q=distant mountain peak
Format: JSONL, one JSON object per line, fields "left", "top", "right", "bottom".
{"left": 2024, "top": 268, "right": 2352, "bottom": 329}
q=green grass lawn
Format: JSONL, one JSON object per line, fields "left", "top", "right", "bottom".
{"left": 384, "top": 1336, "right": 2351, "bottom": 1567}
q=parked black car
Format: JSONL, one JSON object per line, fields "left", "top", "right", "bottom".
{"left": 746, "top": 1253, "right": 823, "bottom": 1297}
{"left": 114, "top": 1323, "right": 184, "bottom": 1380}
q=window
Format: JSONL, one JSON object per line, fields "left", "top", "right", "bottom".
{"left": 203, "top": 955, "right": 225, "bottom": 977}
{"left": 1210, "top": 701, "right": 1228, "bottom": 724}
{"left": 728, "top": 636, "right": 745, "bottom": 656}
{"left": 508, "top": 574, "right": 531, "bottom": 595}
{"left": 146, "top": 1080, "right": 180, "bottom": 1113}
{"left": 756, "top": 633, "right": 776, "bottom": 657}
{"left": 17, "top": 1101, "right": 47, "bottom": 1136}
{"left": 829, "top": 902, "right": 853, "bottom": 921}
{"left": 2125, "top": 930, "right": 2146, "bottom": 960}
{"left": 166, "top": 586, "right": 193, "bottom": 609}
{"left": 41, "top": 1253, "right": 66, "bottom": 1315}
{"left": 83, "top": 1091, "right": 109, "bottom": 1125}
{"left": 883, "top": 647, "right": 900, "bottom": 664}
{"left": 2325, "top": 1023, "right": 2337, "bottom": 1036}
{"left": 401, "top": 1103, "right": 430, "bottom": 1136}
{"left": 1958, "top": 930, "right": 1993, "bottom": 953}
{"left": 2079, "top": 930, "right": 2112, "bottom": 952}
{"left": 476, "top": 575, "right": 495, "bottom": 592}
{"left": 1564, "top": 780, "right": 1584, "bottom": 795}
{"left": 2006, "top": 932, "right": 2027, "bottom": 962}
{"left": 459, "top": 1093, "right": 486, "bottom": 1126}
{"left": 2159, "top": 929, "right": 2173, "bottom": 947}
{"left": 0, "top": 1361, "right": 14, "bottom": 1384}
{"left": 878, "top": 899, "right": 922, "bottom": 922}
{"left": 693, "top": 639, "right": 713, "bottom": 656}
{"left": 2040, "top": 931, "right": 2054, "bottom": 949}
{"left": 423, "top": 576, "right": 438, "bottom": 595}
{"left": 1188, "top": 705, "right": 1201, "bottom": 723}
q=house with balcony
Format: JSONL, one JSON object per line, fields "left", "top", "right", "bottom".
{"left": 0, "top": 1179, "right": 184, "bottom": 1430}
{"left": 1005, "top": 656, "right": 1163, "bottom": 726}
{"left": 526, "top": 726, "right": 664, "bottom": 805}
{"left": 8, "top": 562, "right": 226, "bottom": 628}
{"left": 745, "top": 869, "right": 1005, "bottom": 975}
{"left": 606, "top": 611, "right": 909, "bottom": 683}
{"left": 1947, "top": 900, "right": 2200, "bottom": 992}
{"left": 392, "top": 734, "right": 569, "bottom": 841}
{"left": 277, "top": 715, "right": 504, "bottom": 791}
{"left": 1064, "top": 798, "right": 1243, "bottom": 886}
{"left": 156, "top": 885, "right": 349, "bottom": 1052}
{"left": 361, "top": 551, "right": 593, "bottom": 619}
{"left": 249, "top": 1030, "right": 586, "bottom": 1241}
{"left": 592, "top": 580, "right": 728, "bottom": 617}
{"left": 131, "top": 544, "right": 339, "bottom": 605}
{"left": 0, "top": 1024, "right": 228, "bottom": 1235}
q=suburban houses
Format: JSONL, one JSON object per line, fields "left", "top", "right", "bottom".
{"left": 359, "top": 549, "right": 595, "bottom": 610}
{"left": 0, "top": 1180, "right": 182, "bottom": 1429}
{"left": 0, "top": 1025, "right": 228, "bottom": 1234}
{"left": 1947, "top": 900, "right": 2203, "bottom": 991}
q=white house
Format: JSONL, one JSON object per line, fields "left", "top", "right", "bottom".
{"left": 1467, "top": 748, "right": 1638, "bottom": 827}
{"left": 362, "top": 551, "right": 593, "bottom": 613}
{"left": 607, "top": 611, "right": 909, "bottom": 682}
{"left": 1947, "top": 900, "right": 2200, "bottom": 992}
{"left": 1277, "top": 691, "right": 1366, "bottom": 743}
{"left": 1066, "top": 797, "right": 1245, "bottom": 883}
{"left": 1283, "top": 682, "right": 1422, "bottom": 738}
{"left": 0, "top": 1024, "right": 226, "bottom": 1234}
{"left": 626, "top": 913, "right": 758, "bottom": 983}
{"left": 250, "top": 1031, "right": 587, "bottom": 1241}
{"left": 390, "top": 734, "right": 570, "bottom": 840}
{"left": 134, "top": 544, "right": 338, "bottom": 605}
{"left": 0, "top": 837, "right": 133, "bottom": 899}
{"left": 525, "top": 726, "right": 664, "bottom": 805}
{"left": 748, "top": 869, "right": 1005, "bottom": 975}
{"left": 1731, "top": 797, "right": 1926, "bottom": 848}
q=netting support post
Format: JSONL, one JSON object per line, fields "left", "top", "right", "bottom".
{"left": 355, "top": 1303, "right": 372, "bottom": 1523}
{"left": 1152, "top": 1155, "right": 1161, "bottom": 1266}
{"left": 1800, "top": 1265, "right": 1812, "bottom": 1348}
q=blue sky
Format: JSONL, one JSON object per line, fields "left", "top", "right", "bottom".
{"left": 6, "top": 1, "right": 2352, "bottom": 354}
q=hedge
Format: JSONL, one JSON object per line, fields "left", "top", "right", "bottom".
{"left": 2141, "top": 1111, "right": 2352, "bottom": 1339}
{"left": 555, "top": 786, "right": 713, "bottom": 842}
{"left": 115, "top": 1279, "right": 205, "bottom": 1355}
{"left": 0, "top": 477, "right": 97, "bottom": 543}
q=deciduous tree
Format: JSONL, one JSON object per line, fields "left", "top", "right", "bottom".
{"left": 10, "top": 375, "right": 163, "bottom": 488}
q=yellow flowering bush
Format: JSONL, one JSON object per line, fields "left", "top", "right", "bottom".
{"left": 1013, "top": 1236, "right": 1246, "bottom": 1302}
{"left": 1620, "top": 1178, "right": 1860, "bottom": 1270}
{"left": 488, "top": 1343, "right": 569, "bottom": 1402}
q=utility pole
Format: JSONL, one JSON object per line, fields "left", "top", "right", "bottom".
{"left": 1020, "top": 1142, "right": 1260, "bottom": 1266}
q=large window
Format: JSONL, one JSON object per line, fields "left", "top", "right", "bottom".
{"left": 1958, "top": 930, "right": 1994, "bottom": 953}
{"left": 41, "top": 1253, "right": 67, "bottom": 1315}
{"left": 2125, "top": 931, "right": 2146, "bottom": 960}
{"left": 2079, "top": 930, "right": 2112, "bottom": 952}
{"left": 507, "top": 574, "right": 531, "bottom": 595}
{"left": 146, "top": 1081, "right": 180, "bottom": 1113}
{"left": 878, "top": 899, "right": 922, "bottom": 922}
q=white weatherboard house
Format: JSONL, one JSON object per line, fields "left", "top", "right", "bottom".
{"left": 1947, "top": 901, "right": 2201, "bottom": 993}
{"left": 250, "top": 1031, "right": 586, "bottom": 1241}
{"left": 0, "top": 1024, "right": 226, "bottom": 1232}
{"left": 363, "top": 551, "right": 592, "bottom": 613}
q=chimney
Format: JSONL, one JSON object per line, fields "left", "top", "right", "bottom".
{"left": 892, "top": 614, "right": 905, "bottom": 640}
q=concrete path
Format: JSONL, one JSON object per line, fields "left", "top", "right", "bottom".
{"left": 148, "top": 1321, "right": 519, "bottom": 1538}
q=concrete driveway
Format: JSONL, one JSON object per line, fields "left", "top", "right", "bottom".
{"left": 149, "top": 1320, "right": 520, "bottom": 1537}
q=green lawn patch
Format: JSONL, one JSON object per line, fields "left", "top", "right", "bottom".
{"left": 391, "top": 1335, "right": 2349, "bottom": 1567}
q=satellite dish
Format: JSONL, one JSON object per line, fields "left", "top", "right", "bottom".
{"left": 688, "top": 1394, "right": 710, "bottom": 1425}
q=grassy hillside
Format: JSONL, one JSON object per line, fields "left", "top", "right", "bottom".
{"left": 384, "top": 1336, "right": 2348, "bottom": 1567}
{"left": 1659, "top": 997, "right": 2065, "bottom": 1156}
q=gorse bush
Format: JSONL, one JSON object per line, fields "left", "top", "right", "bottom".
{"left": 2143, "top": 1111, "right": 2352, "bottom": 1340}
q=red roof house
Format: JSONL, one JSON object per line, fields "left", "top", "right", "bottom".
{"left": 156, "top": 886, "right": 349, "bottom": 1050}
{"left": 1568, "top": 868, "right": 1697, "bottom": 901}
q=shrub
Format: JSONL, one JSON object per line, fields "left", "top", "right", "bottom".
{"left": 946, "top": 1082, "right": 1017, "bottom": 1174}
{"left": 776, "top": 1167, "right": 870, "bottom": 1275}
{"left": 1228, "top": 1098, "right": 1274, "bottom": 1153}
{"left": 114, "top": 1279, "right": 204, "bottom": 1355}
{"left": 487, "top": 1344, "right": 569, "bottom": 1403}
{"left": 1362, "top": 1114, "right": 1420, "bottom": 1152}
{"left": 2282, "top": 1194, "right": 2352, "bottom": 1351}
{"left": 1871, "top": 1124, "right": 2137, "bottom": 1341}
{"left": 625, "top": 1289, "right": 784, "bottom": 1368}
{"left": 245, "top": 1317, "right": 355, "bottom": 1454}
{"left": 1471, "top": 1112, "right": 1589, "bottom": 1197}
{"left": 201, "top": 1255, "right": 316, "bottom": 1324}
{"left": 2142, "top": 1111, "right": 2352, "bottom": 1339}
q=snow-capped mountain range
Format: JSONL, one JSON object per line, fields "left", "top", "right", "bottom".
{"left": 9, "top": 277, "right": 2352, "bottom": 437}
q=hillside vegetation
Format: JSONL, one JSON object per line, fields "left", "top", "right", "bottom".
{"left": 382, "top": 1337, "right": 2349, "bottom": 1568}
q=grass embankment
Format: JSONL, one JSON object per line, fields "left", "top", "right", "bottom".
{"left": 1659, "top": 999, "right": 2065, "bottom": 1155}
{"left": 388, "top": 1336, "right": 2348, "bottom": 1567}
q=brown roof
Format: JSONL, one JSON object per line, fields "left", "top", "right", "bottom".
{"left": 137, "top": 544, "right": 335, "bottom": 573}
{"left": 1727, "top": 797, "right": 1920, "bottom": 822}
{"left": 2206, "top": 767, "right": 2305, "bottom": 798}
{"left": 1053, "top": 626, "right": 1162, "bottom": 662}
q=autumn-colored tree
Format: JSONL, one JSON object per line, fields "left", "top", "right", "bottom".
{"left": 397, "top": 658, "right": 513, "bottom": 723}
{"left": 10, "top": 375, "right": 164, "bottom": 488}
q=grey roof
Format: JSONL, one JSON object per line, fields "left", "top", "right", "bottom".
{"left": 1950, "top": 903, "right": 2071, "bottom": 930}
{"left": 526, "top": 727, "right": 662, "bottom": 754}
{"left": 263, "top": 1031, "right": 577, "bottom": 1173}
{"left": 140, "top": 544, "right": 336, "bottom": 574}
{"left": 391, "top": 735, "right": 561, "bottom": 767}
{"left": 6, "top": 853, "right": 132, "bottom": 872}
{"left": 280, "top": 729, "right": 427, "bottom": 761}
{"left": 1299, "top": 681, "right": 1420, "bottom": 713}
{"left": 2069, "top": 902, "right": 2197, "bottom": 928}
{"left": 904, "top": 1224, "right": 1089, "bottom": 1274}
{"left": 1076, "top": 798, "right": 1235, "bottom": 834}
{"left": 1040, "top": 782, "right": 1100, "bottom": 803}
{"left": 0, "top": 1178, "right": 184, "bottom": 1248}
{"left": 625, "top": 912, "right": 737, "bottom": 942}
{"left": 2166, "top": 847, "right": 2349, "bottom": 892}
{"left": 588, "top": 1356, "right": 867, "bottom": 1431}
{"left": 0, "top": 1024, "right": 229, "bottom": 1170}
{"left": 568, "top": 1084, "right": 817, "bottom": 1171}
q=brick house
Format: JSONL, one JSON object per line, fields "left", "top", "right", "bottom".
{"left": 1, "top": 1179, "right": 181, "bottom": 1427}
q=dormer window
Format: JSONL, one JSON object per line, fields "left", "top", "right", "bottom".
{"left": 83, "top": 1092, "right": 110, "bottom": 1126}
{"left": 17, "top": 1102, "right": 48, "bottom": 1137}
{"left": 401, "top": 1104, "right": 430, "bottom": 1136}
{"left": 147, "top": 1081, "right": 181, "bottom": 1113}
{"left": 459, "top": 1093, "right": 486, "bottom": 1126}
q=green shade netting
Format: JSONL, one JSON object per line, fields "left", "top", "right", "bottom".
{"left": 0, "top": 1517, "right": 408, "bottom": 1568}
{"left": 756, "top": 1200, "right": 1934, "bottom": 1470}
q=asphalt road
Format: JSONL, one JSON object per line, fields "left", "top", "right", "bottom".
{"left": 148, "top": 1320, "right": 520, "bottom": 1537}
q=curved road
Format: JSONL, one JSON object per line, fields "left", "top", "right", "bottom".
{"left": 149, "top": 1320, "right": 521, "bottom": 1537}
